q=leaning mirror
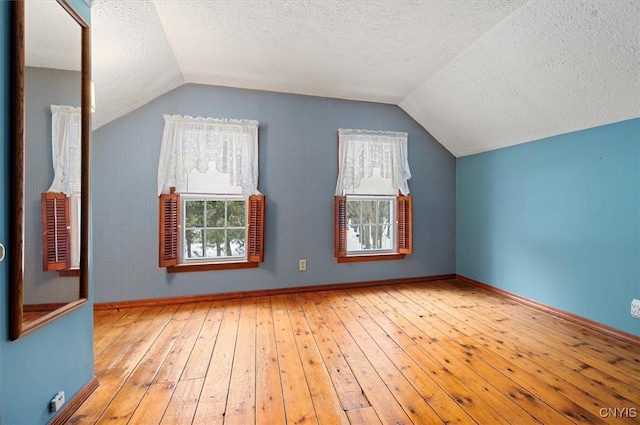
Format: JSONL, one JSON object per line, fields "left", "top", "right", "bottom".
{"left": 10, "top": 0, "right": 91, "bottom": 340}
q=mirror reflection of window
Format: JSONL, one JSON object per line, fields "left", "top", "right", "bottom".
{"left": 42, "top": 105, "right": 81, "bottom": 270}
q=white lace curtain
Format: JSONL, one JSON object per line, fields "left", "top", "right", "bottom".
{"left": 48, "top": 105, "right": 81, "bottom": 196}
{"left": 157, "top": 114, "right": 260, "bottom": 196}
{"left": 335, "top": 128, "right": 411, "bottom": 196}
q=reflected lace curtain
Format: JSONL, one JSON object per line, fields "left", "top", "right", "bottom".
{"left": 157, "top": 114, "right": 260, "bottom": 196}
{"left": 335, "top": 129, "right": 411, "bottom": 196}
{"left": 48, "top": 105, "right": 81, "bottom": 196}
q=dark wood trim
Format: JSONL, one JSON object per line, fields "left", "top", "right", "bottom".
{"left": 48, "top": 376, "right": 98, "bottom": 425}
{"left": 79, "top": 21, "right": 90, "bottom": 301}
{"left": 21, "top": 299, "right": 88, "bottom": 337}
{"left": 23, "top": 302, "right": 67, "bottom": 312}
{"left": 457, "top": 275, "right": 640, "bottom": 346}
{"left": 57, "top": 0, "right": 89, "bottom": 28}
{"left": 9, "top": 0, "right": 26, "bottom": 341}
{"left": 59, "top": 268, "right": 80, "bottom": 277}
{"left": 337, "top": 253, "right": 406, "bottom": 263}
{"left": 167, "top": 261, "right": 259, "bottom": 273}
{"left": 95, "top": 274, "right": 456, "bottom": 311}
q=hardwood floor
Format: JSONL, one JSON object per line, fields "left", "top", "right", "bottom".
{"left": 67, "top": 280, "right": 640, "bottom": 424}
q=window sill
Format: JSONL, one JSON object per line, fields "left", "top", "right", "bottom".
{"left": 167, "top": 261, "right": 259, "bottom": 273}
{"left": 59, "top": 268, "right": 80, "bottom": 277}
{"left": 337, "top": 253, "right": 405, "bottom": 263}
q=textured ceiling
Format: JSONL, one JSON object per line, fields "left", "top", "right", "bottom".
{"left": 26, "top": 0, "right": 81, "bottom": 70}
{"left": 400, "top": 0, "right": 640, "bottom": 156}
{"left": 86, "top": 0, "right": 639, "bottom": 156}
{"left": 91, "top": 0, "right": 183, "bottom": 131}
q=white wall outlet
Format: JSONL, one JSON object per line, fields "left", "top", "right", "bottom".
{"left": 50, "top": 391, "right": 65, "bottom": 413}
{"left": 631, "top": 299, "right": 640, "bottom": 319}
{"left": 299, "top": 259, "right": 307, "bottom": 271}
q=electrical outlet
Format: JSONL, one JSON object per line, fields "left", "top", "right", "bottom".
{"left": 50, "top": 391, "right": 65, "bottom": 413}
{"left": 299, "top": 259, "right": 307, "bottom": 271}
{"left": 631, "top": 299, "right": 640, "bottom": 319}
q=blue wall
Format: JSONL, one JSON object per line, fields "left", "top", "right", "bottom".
{"left": 457, "top": 118, "right": 640, "bottom": 336}
{"left": 0, "top": 2, "right": 94, "bottom": 424}
{"left": 93, "top": 84, "right": 456, "bottom": 303}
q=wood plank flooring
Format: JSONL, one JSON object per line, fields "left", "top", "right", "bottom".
{"left": 67, "top": 280, "right": 640, "bottom": 424}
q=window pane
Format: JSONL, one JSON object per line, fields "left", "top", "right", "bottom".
{"left": 182, "top": 196, "right": 248, "bottom": 262}
{"left": 361, "top": 200, "right": 377, "bottom": 226}
{"left": 206, "top": 200, "right": 225, "bottom": 227}
{"left": 184, "top": 229, "right": 204, "bottom": 258}
{"left": 345, "top": 196, "right": 394, "bottom": 253}
{"left": 227, "top": 228, "right": 246, "bottom": 256}
{"left": 360, "top": 225, "right": 374, "bottom": 249}
{"left": 380, "top": 224, "right": 393, "bottom": 249}
{"left": 185, "top": 200, "right": 205, "bottom": 228}
{"left": 205, "top": 229, "right": 226, "bottom": 257}
{"left": 347, "top": 224, "right": 362, "bottom": 251}
{"left": 346, "top": 199, "right": 361, "bottom": 225}
{"left": 379, "top": 200, "right": 391, "bottom": 224}
{"left": 227, "top": 201, "right": 246, "bottom": 227}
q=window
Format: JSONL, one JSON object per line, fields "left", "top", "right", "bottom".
{"left": 334, "top": 129, "right": 412, "bottom": 262}
{"left": 183, "top": 196, "right": 246, "bottom": 261}
{"left": 41, "top": 105, "right": 81, "bottom": 273}
{"left": 158, "top": 114, "right": 265, "bottom": 272}
{"left": 346, "top": 196, "right": 395, "bottom": 253}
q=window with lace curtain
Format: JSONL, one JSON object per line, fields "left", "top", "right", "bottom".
{"left": 334, "top": 128, "right": 413, "bottom": 262}
{"left": 157, "top": 114, "right": 265, "bottom": 272}
{"left": 41, "top": 105, "right": 81, "bottom": 273}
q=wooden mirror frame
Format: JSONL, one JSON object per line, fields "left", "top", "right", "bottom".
{"left": 9, "top": 0, "right": 91, "bottom": 340}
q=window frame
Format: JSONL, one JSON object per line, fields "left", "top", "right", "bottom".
{"left": 181, "top": 194, "right": 248, "bottom": 264}
{"left": 344, "top": 195, "right": 396, "bottom": 255}
{"left": 159, "top": 189, "right": 265, "bottom": 273}
{"left": 334, "top": 194, "right": 412, "bottom": 263}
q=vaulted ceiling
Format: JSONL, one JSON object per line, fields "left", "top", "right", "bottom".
{"left": 89, "top": 0, "right": 639, "bottom": 157}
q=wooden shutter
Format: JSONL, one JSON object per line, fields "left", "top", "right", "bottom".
{"left": 41, "top": 192, "right": 71, "bottom": 271}
{"left": 334, "top": 196, "right": 347, "bottom": 258}
{"left": 159, "top": 191, "right": 180, "bottom": 267}
{"left": 397, "top": 195, "right": 413, "bottom": 254}
{"left": 248, "top": 195, "right": 265, "bottom": 263}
